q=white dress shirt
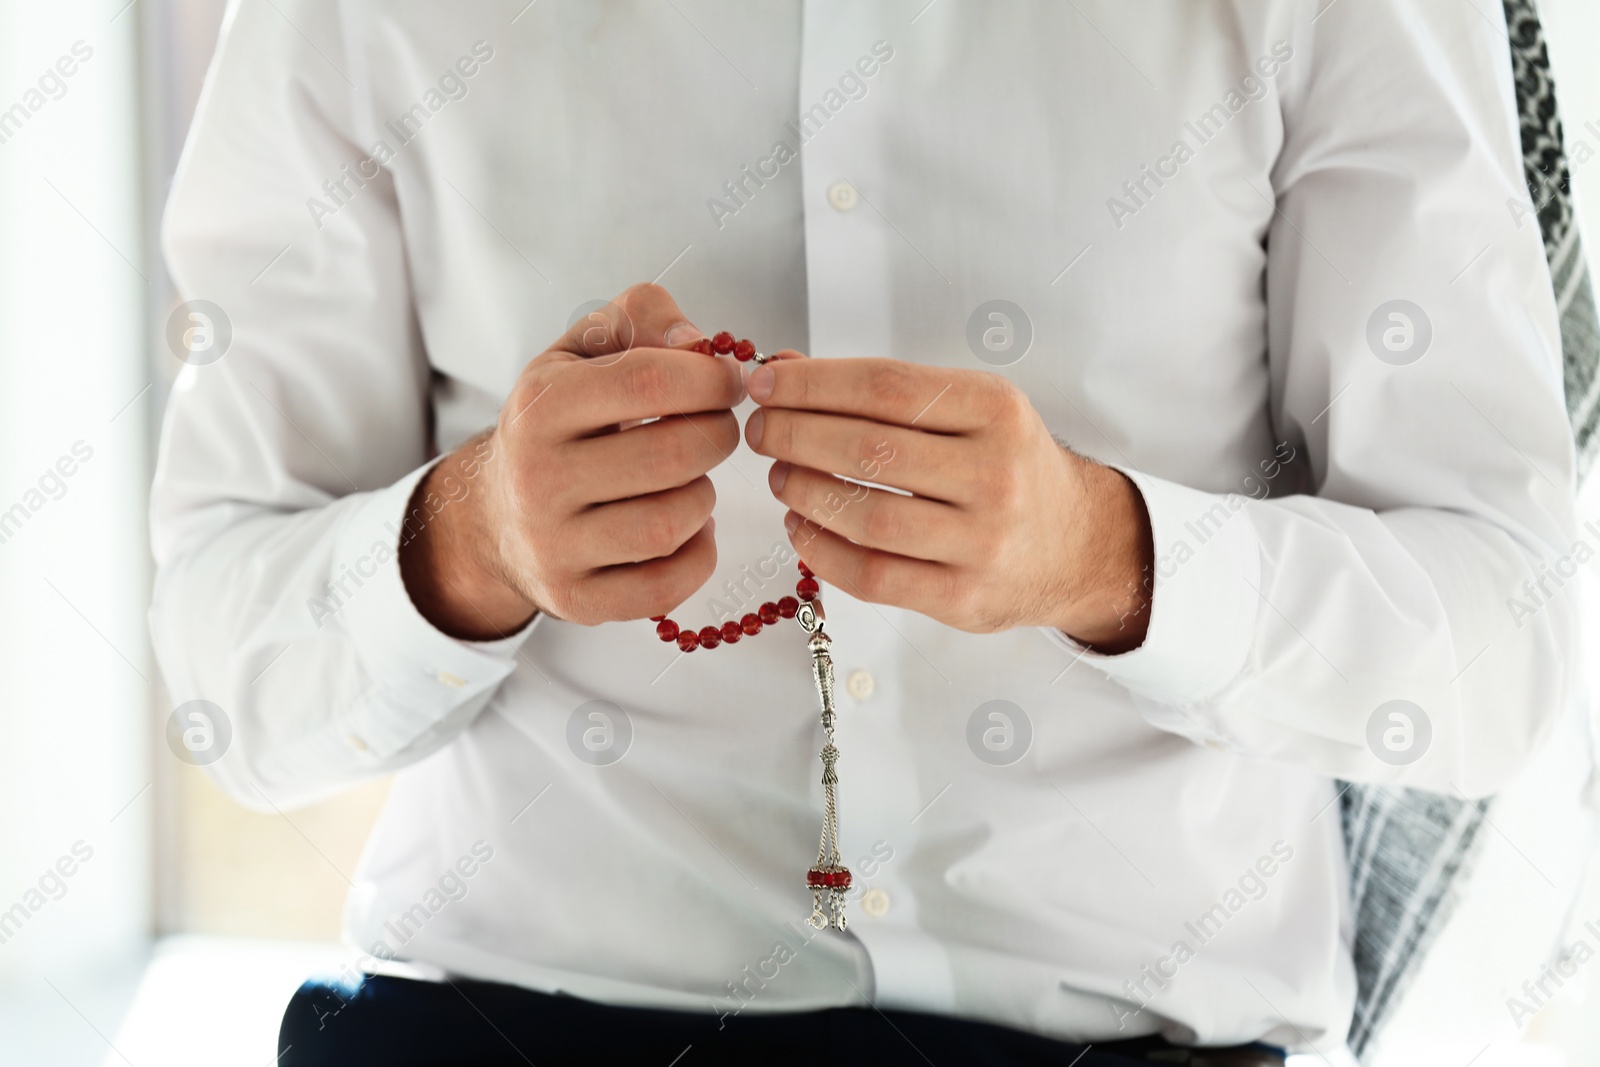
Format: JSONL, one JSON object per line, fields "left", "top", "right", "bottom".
{"left": 150, "top": 0, "right": 1578, "bottom": 1051}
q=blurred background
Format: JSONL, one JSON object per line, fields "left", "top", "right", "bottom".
{"left": 2, "top": 2, "right": 1600, "bottom": 1064}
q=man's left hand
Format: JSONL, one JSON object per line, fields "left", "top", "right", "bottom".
{"left": 744, "top": 356, "right": 1153, "bottom": 651}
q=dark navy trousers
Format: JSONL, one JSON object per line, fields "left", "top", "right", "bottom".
{"left": 277, "top": 972, "right": 1282, "bottom": 1066}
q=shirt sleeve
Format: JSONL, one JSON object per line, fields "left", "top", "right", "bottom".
{"left": 1053, "top": 0, "right": 1581, "bottom": 798}
{"left": 150, "top": 0, "right": 532, "bottom": 810}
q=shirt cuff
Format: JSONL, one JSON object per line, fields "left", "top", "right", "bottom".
{"left": 1045, "top": 468, "right": 1260, "bottom": 728}
{"left": 330, "top": 460, "right": 538, "bottom": 758}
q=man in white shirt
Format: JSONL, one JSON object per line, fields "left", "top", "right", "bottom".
{"left": 151, "top": 2, "right": 1579, "bottom": 1063}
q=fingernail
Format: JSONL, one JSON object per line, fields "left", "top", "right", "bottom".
{"left": 747, "top": 365, "right": 775, "bottom": 402}
{"left": 784, "top": 511, "right": 801, "bottom": 535}
{"left": 769, "top": 461, "right": 790, "bottom": 493}
{"left": 746, "top": 409, "right": 764, "bottom": 449}
{"left": 664, "top": 321, "right": 704, "bottom": 346}
{"left": 706, "top": 516, "right": 716, "bottom": 536}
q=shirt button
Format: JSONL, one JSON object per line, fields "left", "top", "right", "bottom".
{"left": 827, "top": 181, "right": 859, "bottom": 212}
{"left": 345, "top": 734, "right": 369, "bottom": 752}
{"left": 845, "top": 669, "right": 875, "bottom": 700}
{"left": 860, "top": 887, "right": 890, "bottom": 918}
{"left": 436, "top": 670, "right": 467, "bottom": 688}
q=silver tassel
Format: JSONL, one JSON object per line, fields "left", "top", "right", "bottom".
{"left": 798, "top": 598, "right": 849, "bottom": 930}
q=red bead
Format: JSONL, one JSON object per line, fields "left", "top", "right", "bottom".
{"left": 655, "top": 619, "right": 680, "bottom": 642}
{"left": 798, "top": 560, "right": 814, "bottom": 579}
{"left": 690, "top": 337, "right": 715, "bottom": 356}
{"left": 796, "top": 577, "right": 819, "bottom": 602}
{"left": 650, "top": 615, "right": 666, "bottom": 622}
{"left": 677, "top": 630, "right": 700, "bottom": 652}
{"left": 777, "top": 596, "right": 799, "bottom": 619}
{"left": 711, "top": 331, "right": 735, "bottom": 355}
{"left": 740, "top": 613, "right": 763, "bottom": 636}
{"left": 720, "top": 621, "right": 743, "bottom": 644}
{"left": 733, "top": 339, "right": 756, "bottom": 362}
{"left": 805, "top": 866, "right": 851, "bottom": 889}
{"left": 758, "top": 601, "right": 780, "bottom": 624}
{"left": 698, "top": 624, "right": 722, "bottom": 649}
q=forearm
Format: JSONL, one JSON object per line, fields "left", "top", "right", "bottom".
{"left": 1047, "top": 456, "right": 1154, "bottom": 654}
{"left": 398, "top": 433, "right": 538, "bottom": 642}
{"left": 1076, "top": 468, "right": 1578, "bottom": 796}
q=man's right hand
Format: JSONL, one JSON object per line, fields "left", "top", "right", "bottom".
{"left": 398, "top": 283, "right": 745, "bottom": 640}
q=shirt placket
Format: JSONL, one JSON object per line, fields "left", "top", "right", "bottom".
{"left": 799, "top": 0, "right": 955, "bottom": 1012}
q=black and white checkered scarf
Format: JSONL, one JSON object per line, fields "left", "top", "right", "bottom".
{"left": 1341, "top": 1, "right": 1598, "bottom": 1057}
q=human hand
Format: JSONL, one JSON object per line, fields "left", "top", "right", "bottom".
{"left": 400, "top": 283, "right": 746, "bottom": 639}
{"left": 744, "top": 357, "right": 1153, "bottom": 651}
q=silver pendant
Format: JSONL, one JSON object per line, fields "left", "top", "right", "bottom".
{"left": 797, "top": 597, "right": 849, "bottom": 930}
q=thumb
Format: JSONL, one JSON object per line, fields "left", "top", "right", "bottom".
{"left": 620, "top": 281, "right": 706, "bottom": 349}
{"left": 556, "top": 283, "right": 703, "bottom": 360}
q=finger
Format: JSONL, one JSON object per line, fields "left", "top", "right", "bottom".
{"left": 768, "top": 463, "right": 963, "bottom": 563}
{"left": 580, "top": 519, "right": 718, "bottom": 621}
{"left": 565, "top": 476, "right": 717, "bottom": 568}
{"left": 742, "top": 347, "right": 808, "bottom": 366}
{"left": 746, "top": 408, "right": 972, "bottom": 502}
{"left": 746, "top": 357, "right": 1005, "bottom": 433}
{"left": 782, "top": 510, "right": 951, "bottom": 616}
{"left": 565, "top": 411, "right": 739, "bottom": 504}
{"left": 730, "top": 348, "right": 803, "bottom": 390}
{"left": 529, "top": 347, "right": 745, "bottom": 434}
{"left": 554, "top": 282, "right": 706, "bottom": 360}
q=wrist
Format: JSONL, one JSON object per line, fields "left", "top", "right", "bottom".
{"left": 398, "top": 436, "right": 538, "bottom": 641}
{"left": 1052, "top": 457, "right": 1153, "bottom": 653}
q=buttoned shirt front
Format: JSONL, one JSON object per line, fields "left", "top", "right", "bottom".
{"left": 150, "top": 0, "right": 1578, "bottom": 1050}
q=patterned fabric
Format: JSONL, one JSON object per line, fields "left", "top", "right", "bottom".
{"left": 1340, "top": 2, "right": 1600, "bottom": 1058}
{"left": 1506, "top": 0, "right": 1600, "bottom": 476}
{"left": 1340, "top": 785, "right": 1491, "bottom": 1055}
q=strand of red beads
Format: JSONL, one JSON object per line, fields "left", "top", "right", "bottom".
{"left": 650, "top": 328, "right": 851, "bottom": 929}
{"left": 688, "top": 330, "right": 760, "bottom": 362}
{"left": 648, "top": 329, "right": 818, "bottom": 653}
{"left": 651, "top": 561, "right": 819, "bottom": 652}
